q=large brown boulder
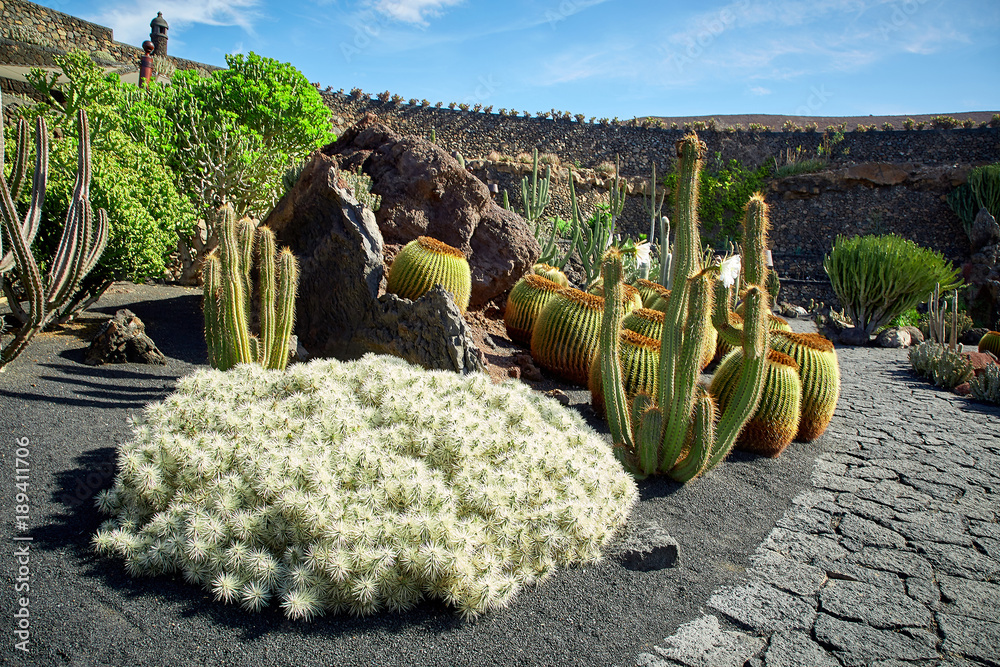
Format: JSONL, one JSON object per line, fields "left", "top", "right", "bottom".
{"left": 262, "top": 152, "right": 483, "bottom": 374}
{"left": 322, "top": 116, "right": 539, "bottom": 308}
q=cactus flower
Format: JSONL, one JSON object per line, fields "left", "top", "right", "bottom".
{"left": 720, "top": 254, "right": 741, "bottom": 288}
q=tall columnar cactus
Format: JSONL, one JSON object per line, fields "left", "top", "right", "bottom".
{"left": 588, "top": 281, "right": 643, "bottom": 311}
{"left": 504, "top": 273, "right": 563, "bottom": 344}
{"left": 710, "top": 349, "right": 802, "bottom": 458}
{"left": 770, "top": 330, "right": 840, "bottom": 442}
{"left": 202, "top": 204, "right": 299, "bottom": 371}
{"left": 599, "top": 134, "right": 772, "bottom": 482}
{"left": 589, "top": 329, "right": 660, "bottom": 418}
{"left": 386, "top": 236, "right": 472, "bottom": 313}
{"left": 0, "top": 101, "right": 108, "bottom": 371}
{"left": 521, "top": 148, "right": 551, "bottom": 224}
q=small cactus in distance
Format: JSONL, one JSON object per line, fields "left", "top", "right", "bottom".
{"left": 978, "top": 331, "right": 1000, "bottom": 358}
{"left": 532, "top": 263, "right": 569, "bottom": 287}
{"left": 504, "top": 274, "right": 563, "bottom": 345}
{"left": 202, "top": 204, "right": 299, "bottom": 371}
{"left": 386, "top": 236, "right": 472, "bottom": 313}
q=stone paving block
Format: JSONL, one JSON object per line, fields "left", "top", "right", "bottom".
{"left": 815, "top": 559, "right": 906, "bottom": 593}
{"left": 763, "top": 630, "right": 840, "bottom": 667}
{"left": 776, "top": 508, "right": 837, "bottom": 534}
{"left": 891, "top": 511, "right": 971, "bottom": 546}
{"left": 838, "top": 514, "right": 907, "bottom": 549}
{"left": 835, "top": 493, "right": 895, "bottom": 522}
{"left": 813, "top": 471, "right": 873, "bottom": 494}
{"left": 905, "top": 577, "right": 940, "bottom": 608}
{"left": 970, "top": 520, "right": 1000, "bottom": 541}
{"left": 747, "top": 551, "right": 828, "bottom": 596}
{"left": 652, "top": 614, "right": 765, "bottom": 667}
{"left": 900, "top": 476, "right": 963, "bottom": 502}
{"left": 846, "top": 464, "right": 896, "bottom": 481}
{"left": 813, "top": 613, "right": 939, "bottom": 667}
{"left": 847, "top": 547, "right": 934, "bottom": 579}
{"left": 819, "top": 578, "right": 931, "bottom": 628}
{"left": 856, "top": 480, "right": 934, "bottom": 511}
{"left": 760, "top": 528, "right": 848, "bottom": 564}
{"left": 918, "top": 541, "right": 1000, "bottom": 581}
{"left": 790, "top": 490, "right": 837, "bottom": 509}
{"left": 953, "top": 490, "right": 999, "bottom": 521}
{"left": 937, "top": 612, "right": 1000, "bottom": 665}
{"left": 938, "top": 575, "right": 1000, "bottom": 622}
{"left": 973, "top": 535, "right": 1000, "bottom": 560}
{"left": 707, "top": 580, "right": 816, "bottom": 633}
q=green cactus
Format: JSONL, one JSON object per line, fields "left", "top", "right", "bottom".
{"left": 599, "top": 134, "right": 772, "bottom": 482}
{"left": 710, "top": 349, "right": 802, "bottom": 457}
{"left": 0, "top": 102, "right": 109, "bottom": 371}
{"left": 908, "top": 340, "right": 974, "bottom": 389}
{"left": 978, "top": 330, "right": 1000, "bottom": 358}
{"left": 521, "top": 148, "right": 551, "bottom": 224}
{"left": 589, "top": 329, "right": 660, "bottom": 418}
{"left": 969, "top": 362, "right": 1000, "bottom": 404}
{"left": 770, "top": 330, "right": 840, "bottom": 442}
{"left": 622, "top": 307, "right": 665, "bottom": 342}
{"left": 504, "top": 273, "right": 563, "bottom": 344}
{"left": 386, "top": 236, "right": 472, "bottom": 313}
{"left": 202, "top": 204, "right": 299, "bottom": 371}
{"left": 531, "top": 288, "right": 610, "bottom": 385}
{"left": 715, "top": 310, "right": 793, "bottom": 360}
{"left": 531, "top": 262, "right": 569, "bottom": 287}
{"left": 588, "top": 281, "right": 643, "bottom": 311}
{"left": 634, "top": 279, "right": 669, "bottom": 309}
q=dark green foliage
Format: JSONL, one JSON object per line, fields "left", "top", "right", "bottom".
{"left": 663, "top": 152, "right": 771, "bottom": 247}
{"left": 947, "top": 163, "right": 1000, "bottom": 242}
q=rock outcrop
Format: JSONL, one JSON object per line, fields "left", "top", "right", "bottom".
{"left": 85, "top": 309, "right": 166, "bottom": 366}
{"left": 321, "top": 115, "right": 539, "bottom": 308}
{"left": 262, "top": 151, "right": 483, "bottom": 374}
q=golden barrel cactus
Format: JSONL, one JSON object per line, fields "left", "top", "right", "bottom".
{"left": 386, "top": 236, "right": 472, "bottom": 312}
{"left": 504, "top": 274, "right": 564, "bottom": 344}
{"left": 589, "top": 329, "right": 661, "bottom": 418}
{"left": 531, "top": 288, "right": 610, "bottom": 385}
{"left": 532, "top": 263, "right": 570, "bottom": 288}
{"left": 770, "top": 330, "right": 840, "bottom": 442}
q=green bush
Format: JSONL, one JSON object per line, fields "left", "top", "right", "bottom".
{"left": 909, "top": 341, "right": 973, "bottom": 389}
{"left": 947, "top": 163, "right": 1000, "bottom": 242}
{"left": 824, "top": 234, "right": 961, "bottom": 337}
{"left": 93, "top": 355, "right": 637, "bottom": 620}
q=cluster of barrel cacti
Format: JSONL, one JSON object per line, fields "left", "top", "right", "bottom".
{"left": 0, "top": 97, "right": 108, "bottom": 371}
{"left": 202, "top": 204, "right": 298, "bottom": 371}
{"left": 386, "top": 236, "right": 472, "bottom": 313}
{"left": 595, "top": 134, "right": 841, "bottom": 481}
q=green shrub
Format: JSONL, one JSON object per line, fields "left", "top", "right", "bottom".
{"left": 888, "top": 307, "right": 921, "bottom": 329}
{"left": 909, "top": 341, "right": 973, "bottom": 389}
{"left": 824, "top": 234, "right": 961, "bottom": 337}
{"left": 93, "top": 355, "right": 637, "bottom": 620}
{"left": 663, "top": 153, "right": 771, "bottom": 247}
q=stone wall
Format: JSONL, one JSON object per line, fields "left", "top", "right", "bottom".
{"left": 321, "top": 93, "right": 1000, "bottom": 175}
{"left": 0, "top": 0, "right": 113, "bottom": 51}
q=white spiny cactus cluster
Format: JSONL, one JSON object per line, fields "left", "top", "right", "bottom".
{"left": 93, "top": 354, "right": 637, "bottom": 620}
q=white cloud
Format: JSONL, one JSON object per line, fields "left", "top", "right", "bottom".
{"left": 90, "top": 0, "right": 262, "bottom": 46}
{"left": 750, "top": 86, "right": 771, "bottom": 95}
{"left": 371, "top": 0, "right": 465, "bottom": 25}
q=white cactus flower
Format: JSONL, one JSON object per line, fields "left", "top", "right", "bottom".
{"left": 720, "top": 253, "right": 742, "bottom": 288}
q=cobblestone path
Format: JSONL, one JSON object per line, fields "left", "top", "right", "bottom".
{"left": 638, "top": 345, "right": 1000, "bottom": 667}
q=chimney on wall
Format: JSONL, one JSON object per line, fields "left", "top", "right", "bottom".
{"left": 150, "top": 12, "right": 168, "bottom": 57}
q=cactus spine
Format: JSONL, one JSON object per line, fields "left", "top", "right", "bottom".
{"left": 0, "top": 101, "right": 108, "bottom": 371}
{"left": 622, "top": 307, "right": 665, "bottom": 342}
{"left": 589, "top": 328, "right": 660, "bottom": 418}
{"left": 770, "top": 330, "right": 840, "bottom": 442}
{"left": 532, "top": 287, "right": 609, "bottom": 385}
{"left": 202, "top": 204, "right": 299, "bottom": 371}
{"left": 599, "top": 135, "right": 771, "bottom": 481}
{"left": 532, "top": 263, "right": 569, "bottom": 287}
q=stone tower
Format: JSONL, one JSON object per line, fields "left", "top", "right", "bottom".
{"left": 150, "top": 12, "right": 168, "bottom": 57}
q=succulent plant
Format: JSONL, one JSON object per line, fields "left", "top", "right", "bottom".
{"left": 504, "top": 274, "right": 563, "bottom": 344}
{"left": 715, "top": 310, "right": 793, "bottom": 360}
{"left": 93, "top": 354, "right": 638, "bottom": 620}
{"left": 588, "top": 281, "right": 643, "bottom": 311}
{"left": 0, "top": 101, "right": 109, "bottom": 370}
{"left": 599, "top": 135, "right": 772, "bottom": 482}
{"left": 589, "top": 329, "right": 660, "bottom": 418}
{"left": 634, "top": 279, "right": 669, "bottom": 309}
{"left": 909, "top": 341, "right": 974, "bottom": 389}
{"left": 622, "top": 307, "right": 665, "bottom": 342}
{"left": 531, "top": 288, "right": 610, "bottom": 385}
{"left": 711, "top": 348, "right": 802, "bottom": 457}
{"left": 969, "top": 362, "right": 1000, "bottom": 404}
{"left": 202, "top": 204, "right": 299, "bottom": 371}
{"left": 770, "top": 330, "right": 840, "bottom": 442}
{"left": 532, "top": 263, "right": 569, "bottom": 287}
{"left": 977, "top": 331, "right": 1000, "bottom": 358}
{"left": 386, "top": 236, "right": 472, "bottom": 313}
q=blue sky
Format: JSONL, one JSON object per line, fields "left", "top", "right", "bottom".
{"left": 39, "top": 0, "right": 1000, "bottom": 119}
